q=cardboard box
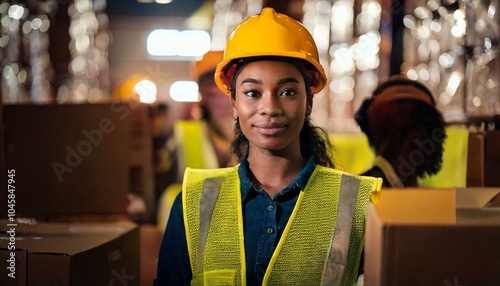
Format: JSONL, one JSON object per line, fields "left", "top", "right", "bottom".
{"left": 140, "top": 225, "right": 163, "bottom": 286}
{"left": 0, "top": 103, "right": 157, "bottom": 285}
{"left": 0, "top": 221, "right": 139, "bottom": 286}
{"left": 467, "top": 131, "right": 485, "bottom": 187}
{"left": 1, "top": 103, "right": 131, "bottom": 219}
{"left": 1, "top": 103, "right": 156, "bottom": 221}
{"left": 485, "top": 130, "right": 500, "bottom": 187}
{"left": 364, "top": 188, "right": 500, "bottom": 286}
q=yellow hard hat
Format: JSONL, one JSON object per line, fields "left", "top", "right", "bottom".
{"left": 214, "top": 7, "right": 327, "bottom": 96}
{"left": 191, "top": 50, "right": 224, "bottom": 82}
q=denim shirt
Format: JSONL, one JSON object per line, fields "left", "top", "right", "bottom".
{"left": 154, "top": 156, "right": 316, "bottom": 286}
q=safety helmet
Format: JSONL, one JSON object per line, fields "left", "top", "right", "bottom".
{"left": 354, "top": 75, "right": 436, "bottom": 138}
{"left": 191, "top": 50, "right": 224, "bottom": 82}
{"left": 214, "top": 7, "right": 327, "bottom": 96}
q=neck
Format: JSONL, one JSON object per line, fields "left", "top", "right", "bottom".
{"left": 247, "top": 149, "right": 306, "bottom": 198}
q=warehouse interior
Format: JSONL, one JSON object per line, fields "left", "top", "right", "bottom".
{"left": 1, "top": 0, "right": 499, "bottom": 285}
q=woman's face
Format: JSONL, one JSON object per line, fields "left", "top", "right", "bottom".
{"left": 232, "top": 60, "right": 312, "bottom": 154}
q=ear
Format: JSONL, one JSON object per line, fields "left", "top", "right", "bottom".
{"left": 305, "top": 94, "right": 313, "bottom": 116}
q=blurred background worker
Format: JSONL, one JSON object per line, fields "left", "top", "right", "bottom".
{"left": 156, "top": 50, "right": 235, "bottom": 230}
{"left": 181, "top": 50, "right": 235, "bottom": 170}
{"left": 112, "top": 73, "right": 174, "bottom": 224}
{"left": 354, "top": 75, "right": 447, "bottom": 188}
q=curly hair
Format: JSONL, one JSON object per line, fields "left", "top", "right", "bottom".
{"left": 368, "top": 100, "right": 446, "bottom": 178}
{"left": 231, "top": 117, "right": 335, "bottom": 168}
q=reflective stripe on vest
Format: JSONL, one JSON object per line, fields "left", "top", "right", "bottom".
{"left": 183, "top": 167, "right": 245, "bottom": 285}
{"left": 183, "top": 166, "right": 382, "bottom": 286}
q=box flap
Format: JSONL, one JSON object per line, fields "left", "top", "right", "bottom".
{"left": 456, "top": 208, "right": 500, "bottom": 225}
{"left": 374, "top": 189, "right": 456, "bottom": 224}
{"left": 456, "top": 187, "right": 500, "bottom": 208}
{"left": 0, "top": 221, "right": 137, "bottom": 255}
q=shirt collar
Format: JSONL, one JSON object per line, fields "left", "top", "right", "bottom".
{"left": 239, "top": 156, "right": 316, "bottom": 200}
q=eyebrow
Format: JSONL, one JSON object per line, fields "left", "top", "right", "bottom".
{"left": 240, "top": 77, "right": 300, "bottom": 86}
{"left": 240, "top": 78, "right": 261, "bottom": 86}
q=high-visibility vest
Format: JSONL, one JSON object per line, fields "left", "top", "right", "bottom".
{"left": 157, "top": 120, "right": 220, "bottom": 231}
{"left": 182, "top": 165, "right": 382, "bottom": 286}
{"left": 175, "top": 120, "right": 220, "bottom": 171}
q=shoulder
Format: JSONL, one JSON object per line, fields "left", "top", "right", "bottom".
{"left": 182, "top": 166, "right": 240, "bottom": 191}
{"left": 314, "top": 166, "right": 383, "bottom": 187}
{"left": 184, "top": 166, "right": 239, "bottom": 178}
{"left": 315, "top": 165, "right": 371, "bottom": 179}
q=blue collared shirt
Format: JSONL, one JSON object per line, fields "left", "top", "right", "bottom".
{"left": 154, "top": 156, "right": 316, "bottom": 286}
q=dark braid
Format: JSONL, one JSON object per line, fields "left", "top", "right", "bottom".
{"left": 300, "top": 118, "right": 334, "bottom": 168}
{"left": 230, "top": 119, "right": 249, "bottom": 161}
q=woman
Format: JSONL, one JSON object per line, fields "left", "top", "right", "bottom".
{"left": 154, "top": 7, "right": 381, "bottom": 286}
{"left": 354, "top": 75, "right": 446, "bottom": 187}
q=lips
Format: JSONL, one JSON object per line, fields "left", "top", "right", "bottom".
{"left": 253, "top": 122, "right": 287, "bottom": 136}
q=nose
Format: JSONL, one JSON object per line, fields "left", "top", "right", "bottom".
{"left": 259, "top": 92, "right": 282, "bottom": 117}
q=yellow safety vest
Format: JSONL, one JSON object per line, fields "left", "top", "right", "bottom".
{"left": 175, "top": 120, "right": 220, "bottom": 171}
{"left": 182, "top": 165, "right": 382, "bottom": 286}
{"left": 157, "top": 120, "right": 221, "bottom": 231}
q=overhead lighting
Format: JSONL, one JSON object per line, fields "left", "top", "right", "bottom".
{"left": 147, "top": 29, "right": 211, "bottom": 58}
{"left": 8, "top": 4, "right": 25, "bottom": 20}
{"left": 137, "top": 0, "right": 173, "bottom": 4}
{"left": 169, "top": 81, "right": 200, "bottom": 102}
{"left": 135, "top": 80, "right": 157, "bottom": 103}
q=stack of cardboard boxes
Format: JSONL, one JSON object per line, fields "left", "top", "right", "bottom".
{"left": 364, "top": 188, "right": 500, "bottom": 285}
{"left": 0, "top": 103, "right": 158, "bottom": 285}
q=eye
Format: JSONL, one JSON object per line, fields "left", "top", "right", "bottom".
{"left": 280, "top": 89, "right": 296, "bottom": 97}
{"left": 244, "top": 89, "right": 260, "bottom": 98}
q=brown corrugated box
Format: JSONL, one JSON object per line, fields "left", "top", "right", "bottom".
{"left": 0, "top": 103, "right": 151, "bottom": 285}
{"left": 1, "top": 103, "right": 131, "bottom": 219}
{"left": 466, "top": 130, "right": 500, "bottom": 188}
{"left": 484, "top": 130, "right": 500, "bottom": 187}
{"left": 140, "top": 225, "right": 163, "bottom": 286}
{"left": 1, "top": 102, "right": 155, "bottom": 220}
{"left": 364, "top": 188, "right": 500, "bottom": 286}
{"left": 0, "top": 221, "right": 139, "bottom": 286}
{"left": 466, "top": 131, "right": 485, "bottom": 187}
